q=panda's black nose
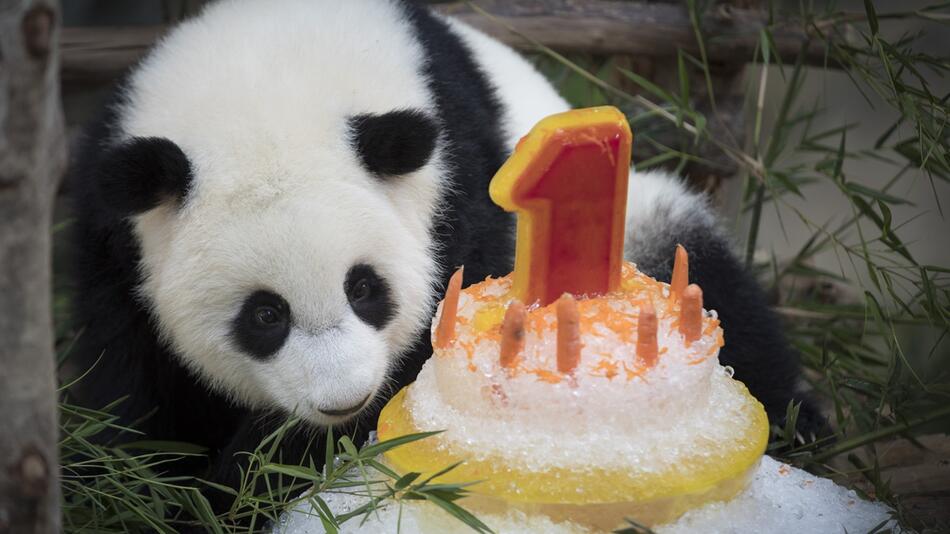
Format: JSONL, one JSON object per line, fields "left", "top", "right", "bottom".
{"left": 319, "top": 393, "right": 371, "bottom": 417}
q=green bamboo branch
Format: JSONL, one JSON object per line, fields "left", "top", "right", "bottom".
{"left": 808, "top": 404, "right": 950, "bottom": 464}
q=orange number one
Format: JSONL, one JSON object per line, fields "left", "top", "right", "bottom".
{"left": 489, "top": 107, "right": 633, "bottom": 307}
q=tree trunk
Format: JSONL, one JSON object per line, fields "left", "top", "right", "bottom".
{"left": 0, "top": 1, "right": 66, "bottom": 533}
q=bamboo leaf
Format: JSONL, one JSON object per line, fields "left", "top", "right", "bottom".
{"left": 311, "top": 495, "right": 340, "bottom": 532}
{"left": 422, "top": 492, "right": 493, "bottom": 533}
{"left": 863, "top": 0, "right": 880, "bottom": 36}
{"left": 324, "top": 426, "right": 335, "bottom": 475}
{"left": 616, "top": 67, "right": 676, "bottom": 104}
{"left": 198, "top": 480, "right": 239, "bottom": 497}
{"left": 338, "top": 435, "right": 359, "bottom": 459}
{"left": 261, "top": 464, "right": 323, "bottom": 482}
{"left": 394, "top": 472, "right": 421, "bottom": 491}
{"left": 117, "top": 440, "right": 208, "bottom": 454}
{"left": 844, "top": 182, "right": 912, "bottom": 205}
{"left": 360, "top": 431, "right": 443, "bottom": 458}
{"left": 364, "top": 458, "right": 401, "bottom": 480}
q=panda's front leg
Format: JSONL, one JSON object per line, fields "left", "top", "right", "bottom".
{"left": 623, "top": 170, "right": 826, "bottom": 438}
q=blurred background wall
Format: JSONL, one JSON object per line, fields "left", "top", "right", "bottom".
{"left": 749, "top": 0, "right": 949, "bottom": 280}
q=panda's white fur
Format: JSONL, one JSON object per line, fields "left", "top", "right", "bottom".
{"left": 107, "top": 0, "right": 709, "bottom": 426}
{"left": 122, "top": 0, "right": 447, "bottom": 423}
{"left": 441, "top": 17, "right": 571, "bottom": 147}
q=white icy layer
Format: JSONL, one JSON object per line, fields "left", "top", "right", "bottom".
{"left": 408, "top": 356, "right": 749, "bottom": 471}
{"left": 277, "top": 457, "right": 901, "bottom": 534}
{"left": 279, "top": 495, "right": 583, "bottom": 534}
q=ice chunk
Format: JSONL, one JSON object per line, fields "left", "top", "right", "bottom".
{"left": 276, "top": 457, "right": 899, "bottom": 534}
{"left": 655, "top": 456, "right": 899, "bottom": 534}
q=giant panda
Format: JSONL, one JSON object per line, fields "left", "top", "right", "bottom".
{"left": 69, "top": 0, "right": 821, "bottom": 516}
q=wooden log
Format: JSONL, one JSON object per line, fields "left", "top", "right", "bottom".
{"left": 60, "top": 25, "right": 165, "bottom": 82}
{"left": 0, "top": 1, "right": 67, "bottom": 532}
{"left": 59, "top": 1, "right": 845, "bottom": 82}
{"left": 439, "top": 0, "right": 837, "bottom": 65}
{"left": 839, "top": 435, "right": 950, "bottom": 530}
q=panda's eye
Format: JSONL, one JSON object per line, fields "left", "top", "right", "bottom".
{"left": 233, "top": 290, "right": 291, "bottom": 360}
{"left": 348, "top": 279, "right": 372, "bottom": 303}
{"left": 255, "top": 306, "right": 281, "bottom": 326}
{"left": 345, "top": 264, "right": 395, "bottom": 330}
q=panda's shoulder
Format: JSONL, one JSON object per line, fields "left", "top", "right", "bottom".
{"left": 623, "top": 169, "right": 728, "bottom": 278}
{"left": 626, "top": 169, "right": 717, "bottom": 233}
{"left": 435, "top": 15, "right": 569, "bottom": 148}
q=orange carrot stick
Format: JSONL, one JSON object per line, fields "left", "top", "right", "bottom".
{"left": 499, "top": 301, "right": 526, "bottom": 368}
{"left": 670, "top": 244, "right": 689, "bottom": 301}
{"left": 637, "top": 302, "right": 658, "bottom": 367}
{"left": 556, "top": 294, "right": 582, "bottom": 373}
{"left": 434, "top": 267, "right": 464, "bottom": 349}
{"left": 679, "top": 284, "right": 703, "bottom": 344}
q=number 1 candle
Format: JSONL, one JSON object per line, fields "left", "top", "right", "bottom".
{"left": 489, "top": 106, "right": 633, "bottom": 306}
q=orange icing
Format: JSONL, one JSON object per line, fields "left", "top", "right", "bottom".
{"left": 529, "top": 368, "right": 564, "bottom": 384}
{"left": 441, "top": 261, "right": 722, "bottom": 380}
{"left": 591, "top": 359, "right": 620, "bottom": 380}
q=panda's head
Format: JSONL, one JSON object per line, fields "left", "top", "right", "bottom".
{"left": 92, "top": 0, "right": 447, "bottom": 425}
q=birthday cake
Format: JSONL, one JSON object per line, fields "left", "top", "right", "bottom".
{"left": 376, "top": 107, "right": 769, "bottom": 530}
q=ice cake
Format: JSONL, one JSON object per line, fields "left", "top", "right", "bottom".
{"left": 376, "top": 107, "right": 769, "bottom": 530}
{"left": 378, "top": 252, "right": 768, "bottom": 529}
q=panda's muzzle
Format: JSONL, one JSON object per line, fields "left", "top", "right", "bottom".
{"left": 318, "top": 393, "right": 372, "bottom": 417}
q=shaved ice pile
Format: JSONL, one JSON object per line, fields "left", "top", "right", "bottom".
{"left": 276, "top": 456, "right": 899, "bottom": 534}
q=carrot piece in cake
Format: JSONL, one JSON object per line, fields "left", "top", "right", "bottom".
{"left": 637, "top": 302, "right": 658, "bottom": 367}
{"left": 556, "top": 294, "right": 582, "bottom": 373}
{"left": 435, "top": 267, "right": 464, "bottom": 348}
{"left": 500, "top": 300, "right": 526, "bottom": 368}
{"left": 679, "top": 283, "right": 703, "bottom": 344}
{"left": 670, "top": 244, "right": 689, "bottom": 301}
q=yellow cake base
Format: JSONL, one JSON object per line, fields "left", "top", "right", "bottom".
{"left": 377, "top": 379, "right": 769, "bottom": 529}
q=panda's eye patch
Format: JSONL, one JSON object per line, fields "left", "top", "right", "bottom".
{"left": 345, "top": 264, "right": 395, "bottom": 330}
{"left": 233, "top": 290, "right": 291, "bottom": 360}
{"left": 348, "top": 109, "right": 438, "bottom": 178}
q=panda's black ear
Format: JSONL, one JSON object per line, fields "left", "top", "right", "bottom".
{"left": 95, "top": 137, "right": 193, "bottom": 217}
{"left": 349, "top": 110, "right": 439, "bottom": 177}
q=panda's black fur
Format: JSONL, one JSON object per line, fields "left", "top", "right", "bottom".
{"left": 349, "top": 110, "right": 440, "bottom": 178}
{"left": 69, "top": 103, "right": 247, "bottom": 482}
{"left": 67, "top": 0, "right": 823, "bottom": 525}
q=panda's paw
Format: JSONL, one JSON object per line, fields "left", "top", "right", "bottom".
{"left": 776, "top": 394, "right": 834, "bottom": 448}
